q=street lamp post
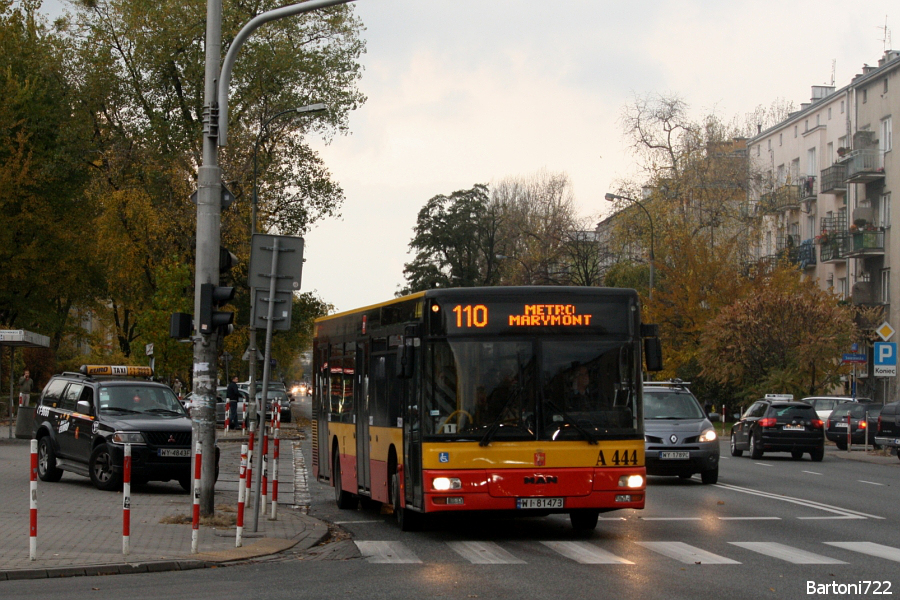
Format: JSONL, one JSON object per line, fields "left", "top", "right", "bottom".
{"left": 605, "top": 192, "right": 655, "bottom": 300}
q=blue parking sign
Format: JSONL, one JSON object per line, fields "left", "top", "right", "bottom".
{"left": 874, "top": 342, "right": 897, "bottom": 377}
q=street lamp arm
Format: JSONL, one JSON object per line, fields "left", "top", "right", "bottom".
{"left": 217, "top": 0, "right": 353, "bottom": 145}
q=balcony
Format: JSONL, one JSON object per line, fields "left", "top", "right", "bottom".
{"left": 819, "top": 236, "right": 848, "bottom": 262}
{"left": 844, "top": 229, "right": 885, "bottom": 258}
{"left": 844, "top": 149, "right": 885, "bottom": 183}
{"left": 819, "top": 214, "right": 847, "bottom": 237}
{"left": 820, "top": 164, "right": 847, "bottom": 194}
{"left": 759, "top": 184, "right": 802, "bottom": 213}
{"left": 799, "top": 175, "right": 817, "bottom": 200}
{"left": 796, "top": 239, "right": 817, "bottom": 269}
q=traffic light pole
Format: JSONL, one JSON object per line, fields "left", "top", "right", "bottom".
{"left": 193, "top": 0, "right": 224, "bottom": 516}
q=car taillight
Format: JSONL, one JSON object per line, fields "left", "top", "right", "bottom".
{"left": 877, "top": 415, "right": 882, "bottom": 433}
{"left": 825, "top": 419, "right": 831, "bottom": 429}
{"left": 859, "top": 420, "right": 867, "bottom": 429}
{"left": 759, "top": 417, "right": 777, "bottom": 427}
{"left": 811, "top": 418, "right": 823, "bottom": 429}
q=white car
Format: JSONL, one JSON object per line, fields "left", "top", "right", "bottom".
{"left": 801, "top": 395, "right": 873, "bottom": 422}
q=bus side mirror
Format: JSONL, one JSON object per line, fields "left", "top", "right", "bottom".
{"left": 644, "top": 337, "right": 663, "bottom": 372}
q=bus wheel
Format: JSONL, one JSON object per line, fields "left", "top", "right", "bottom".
{"left": 333, "top": 451, "right": 357, "bottom": 510}
{"left": 392, "top": 472, "right": 421, "bottom": 532}
{"left": 569, "top": 510, "right": 599, "bottom": 532}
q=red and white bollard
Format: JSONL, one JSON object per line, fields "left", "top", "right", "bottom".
{"left": 191, "top": 441, "right": 202, "bottom": 554}
{"left": 236, "top": 443, "right": 248, "bottom": 547}
{"left": 260, "top": 416, "right": 269, "bottom": 514}
{"left": 246, "top": 423, "right": 255, "bottom": 511}
{"left": 29, "top": 439, "right": 37, "bottom": 561}
{"left": 123, "top": 444, "right": 131, "bottom": 555}
{"left": 241, "top": 402, "right": 247, "bottom": 435}
{"left": 270, "top": 406, "right": 281, "bottom": 520}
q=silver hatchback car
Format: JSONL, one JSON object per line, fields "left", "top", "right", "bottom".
{"left": 643, "top": 381, "right": 719, "bottom": 484}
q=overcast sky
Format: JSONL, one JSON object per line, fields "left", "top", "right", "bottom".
{"left": 40, "top": 0, "right": 896, "bottom": 312}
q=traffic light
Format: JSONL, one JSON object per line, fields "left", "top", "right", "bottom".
{"left": 198, "top": 282, "right": 235, "bottom": 335}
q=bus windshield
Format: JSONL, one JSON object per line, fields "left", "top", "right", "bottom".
{"left": 423, "top": 338, "right": 639, "bottom": 442}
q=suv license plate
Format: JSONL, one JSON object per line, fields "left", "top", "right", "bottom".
{"left": 660, "top": 451, "right": 689, "bottom": 459}
{"left": 834, "top": 422, "right": 848, "bottom": 428}
{"left": 783, "top": 424, "right": 804, "bottom": 430}
{"left": 158, "top": 449, "right": 191, "bottom": 457}
{"left": 517, "top": 498, "right": 563, "bottom": 509}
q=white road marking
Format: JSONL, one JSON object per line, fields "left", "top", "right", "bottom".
{"left": 640, "top": 517, "right": 703, "bottom": 521}
{"left": 824, "top": 542, "right": 900, "bottom": 562}
{"left": 355, "top": 541, "right": 422, "bottom": 563}
{"left": 857, "top": 480, "right": 884, "bottom": 486}
{"left": 729, "top": 542, "right": 845, "bottom": 564}
{"left": 715, "top": 483, "right": 884, "bottom": 519}
{"left": 542, "top": 541, "right": 633, "bottom": 564}
{"left": 801, "top": 470, "right": 822, "bottom": 475}
{"left": 753, "top": 462, "right": 773, "bottom": 467}
{"left": 447, "top": 541, "right": 525, "bottom": 564}
{"left": 636, "top": 542, "right": 740, "bottom": 564}
{"left": 717, "top": 517, "right": 781, "bottom": 521}
{"left": 334, "top": 520, "right": 383, "bottom": 524}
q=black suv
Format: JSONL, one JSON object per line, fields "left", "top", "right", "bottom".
{"left": 874, "top": 401, "right": 900, "bottom": 460}
{"left": 730, "top": 395, "right": 824, "bottom": 461}
{"left": 32, "top": 366, "right": 213, "bottom": 491}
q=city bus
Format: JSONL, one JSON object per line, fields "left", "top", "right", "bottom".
{"left": 312, "top": 286, "right": 662, "bottom": 531}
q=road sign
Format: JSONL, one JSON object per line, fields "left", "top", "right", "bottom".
{"left": 876, "top": 322, "right": 895, "bottom": 342}
{"left": 248, "top": 234, "right": 304, "bottom": 292}
{"left": 145, "top": 343, "right": 154, "bottom": 356}
{"left": 874, "top": 342, "right": 897, "bottom": 377}
{"left": 841, "top": 353, "right": 867, "bottom": 364}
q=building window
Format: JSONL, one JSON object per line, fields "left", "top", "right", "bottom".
{"left": 807, "top": 214, "right": 815, "bottom": 239}
{"left": 881, "top": 193, "right": 892, "bottom": 228}
{"left": 768, "top": 139, "right": 772, "bottom": 151}
{"left": 816, "top": 114, "right": 821, "bottom": 126}
{"left": 841, "top": 100, "right": 845, "bottom": 114}
{"left": 827, "top": 142, "right": 834, "bottom": 162}
{"left": 885, "top": 78, "right": 889, "bottom": 94}
{"left": 794, "top": 125, "right": 798, "bottom": 138}
{"left": 881, "top": 117, "right": 892, "bottom": 151}
{"left": 805, "top": 119, "right": 809, "bottom": 132}
{"left": 838, "top": 278, "right": 847, "bottom": 301}
{"left": 828, "top": 107, "right": 832, "bottom": 120}
{"left": 757, "top": 145, "right": 761, "bottom": 157}
{"left": 863, "top": 89, "right": 868, "bottom": 103}
{"left": 882, "top": 270, "right": 890, "bottom": 304}
{"left": 779, "top": 133, "right": 782, "bottom": 146}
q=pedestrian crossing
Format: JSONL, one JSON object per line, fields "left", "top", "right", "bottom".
{"left": 353, "top": 540, "right": 900, "bottom": 566}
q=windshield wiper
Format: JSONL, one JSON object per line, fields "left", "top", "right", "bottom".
{"left": 543, "top": 398, "right": 598, "bottom": 444}
{"left": 102, "top": 407, "right": 140, "bottom": 414}
{"left": 145, "top": 408, "right": 184, "bottom": 416}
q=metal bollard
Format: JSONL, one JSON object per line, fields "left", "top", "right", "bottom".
{"left": 123, "top": 444, "right": 131, "bottom": 555}
{"left": 260, "top": 418, "right": 269, "bottom": 514}
{"left": 29, "top": 439, "right": 37, "bottom": 561}
{"left": 236, "top": 443, "right": 248, "bottom": 547}
{"left": 270, "top": 407, "right": 281, "bottom": 520}
{"left": 191, "top": 441, "right": 202, "bottom": 554}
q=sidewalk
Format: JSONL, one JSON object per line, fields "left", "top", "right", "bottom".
{"left": 0, "top": 423, "right": 329, "bottom": 581}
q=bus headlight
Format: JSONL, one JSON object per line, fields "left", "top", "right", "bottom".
{"left": 432, "top": 477, "right": 461, "bottom": 491}
{"left": 699, "top": 428, "right": 717, "bottom": 443}
{"left": 618, "top": 474, "right": 644, "bottom": 488}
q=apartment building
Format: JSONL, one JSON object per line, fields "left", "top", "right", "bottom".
{"left": 748, "top": 50, "right": 899, "bottom": 401}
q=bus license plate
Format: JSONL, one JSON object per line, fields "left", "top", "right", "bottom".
{"left": 517, "top": 498, "right": 563, "bottom": 509}
{"left": 158, "top": 449, "right": 191, "bottom": 457}
{"left": 660, "top": 451, "right": 689, "bottom": 459}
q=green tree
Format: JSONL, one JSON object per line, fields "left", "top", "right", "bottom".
{"left": 0, "top": 0, "right": 98, "bottom": 348}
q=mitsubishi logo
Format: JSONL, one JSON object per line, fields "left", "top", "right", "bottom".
{"left": 669, "top": 434, "right": 678, "bottom": 444}
{"left": 168, "top": 435, "right": 176, "bottom": 444}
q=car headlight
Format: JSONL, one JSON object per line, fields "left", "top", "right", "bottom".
{"left": 113, "top": 432, "right": 146, "bottom": 444}
{"left": 699, "top": 428, "right": 717, "bottom": 442}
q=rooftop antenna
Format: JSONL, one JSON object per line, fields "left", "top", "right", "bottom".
{"left": 878, "top": 16, "right": 891, "bottom": 51}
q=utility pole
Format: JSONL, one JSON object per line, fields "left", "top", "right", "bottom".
{"left": 193, "top": 0, "right": 224, "bottom": 516}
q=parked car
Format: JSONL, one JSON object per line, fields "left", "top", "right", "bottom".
{"left": 642, "top": 380, "right": 719, "bottom": 484}
{"left": 32, "top": 365, "right": 218, "bottom": 491}
{"left": 730, "top": 395, "right": 824, "bottom": 461}
{"left": 801, "top": 395, "right": 874, "bottom": 422}
{"left": 874, "top": 401, "right": 900, "bottom": 460}
{"left": 825, "top": 402, "right": 884, "bottom": 449}
{"left": 235, "top": 384, "right": 291, "bottom": 424}
{"left": 182, "top": 389, "right": 228, "bottom": 426}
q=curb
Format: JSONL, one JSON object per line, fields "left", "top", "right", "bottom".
{"left": 0, "top": 515, "right": 330, "bottom": 581}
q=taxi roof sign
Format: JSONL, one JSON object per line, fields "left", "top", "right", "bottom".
{"left": 80, "top": 365, "right": 154, "bottom": 378}
{"left": 765, "top": 394, "right": 794, "bottom": 400}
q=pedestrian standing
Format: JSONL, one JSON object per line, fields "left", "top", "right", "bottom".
{"left": 18, "top": 369, "right": 34, "bottom": 413}
{"left": 172, "top": 378, "right": 183, "bottom": 398}
{"left": 226, "top": 375, "right": 240, "bottom": 430}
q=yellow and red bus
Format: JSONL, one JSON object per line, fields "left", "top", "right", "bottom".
{"left": 312, "top": 286, "right": 662, "bottom": 531}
